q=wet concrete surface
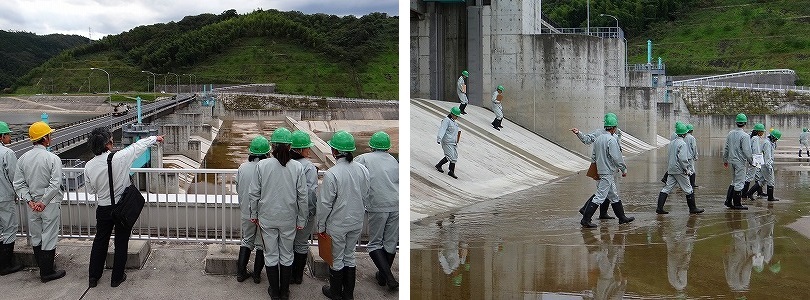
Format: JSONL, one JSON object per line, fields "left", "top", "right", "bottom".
{"left": 411, "top": 137, "right": 810, "bottom": 299}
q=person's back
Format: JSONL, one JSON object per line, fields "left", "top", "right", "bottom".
{"left": 800, "top": 131, "right": 809, "bottom": 144}
{"left": 320, "top": 159, "right": 370, "bottom": 232}
{"left": 16, "top": 146, "right": 62, "bottom": 203}
{"left": 251, "top": 157, "right": 306, "bottom": 227}
{"left": 724, "top": 128, "right": 752, "bottom": 165}
{"left": 355, "top": 151, "right": 398, "bottom": 212}
{"left": 667, "top": 138, "right": 689, "bottom": 175}
{"left": 592, "top": 133, "right": 624, "bottom": 175}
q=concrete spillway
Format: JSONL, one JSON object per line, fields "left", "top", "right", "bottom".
{"left": 410, "top": 98, "right": 666, "bottom": 221}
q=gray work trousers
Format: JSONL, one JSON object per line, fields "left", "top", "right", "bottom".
{"left": 761, "top": 165, "right": 775, "bottom": 187}
{"left": 28, "top": 203, "right": 60, "bottom": 250}
{"left": 0, "top": 200, "right": 17, "bottom": 244}
{"left": 328, "top": 227, "right": 362, "bottom": 271}
{"left": 730, "top": 162, "right": 747, "bottom": 191}
{"left": 661, "top": 173, "right": 693, "bottom": 195}
{"left": 592, "top": 174, "right": 621, "bottom": 205}
{"left": 293, "top": 216, "right": 315, "bottom": 254}
{"left": 240, "top": 217, "right": 262, "bottom": 250}
{"left": 259, "top": 224, "right": 295, "bottom": 267}
{"left": 366, "top": 211, "right": 398, "bottom": 253}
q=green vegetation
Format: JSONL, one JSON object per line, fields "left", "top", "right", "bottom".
{"left": 0, "top": 30, "right": 90, "bottom": 91}
{"left": 10, "top": 9, "right": 398, "bottom": 99}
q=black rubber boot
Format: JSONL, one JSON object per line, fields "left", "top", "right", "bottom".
{"left": 253, "top": 250, "right": 264, "bottom": 284}
{"left": 497, "top": 118, "right": 503, "bottom": 129}
{"left": 291, "top": 252, "right": 306, "bottom": 284}
{"left": 747, "top": 182, "right": 760, "bottom": 201}
{"left": 799, "top": 149, "right": 802, "bottom": 157}
{"left": 32, "top": 245, "right": 41, "bottom": 267}
{"left": 322, "top": 268, "right": 343, "bottom": 300}
{"left": 370, "top": 249, "right": 397, "bottom": 290}
{"left": 386, "top": 252, "right": 396, "bottom": 289}
{"left": 580, "top": 201, "right": 599, "bottom": 228}
{"left": 807, "top": 150, "right": 809, "bottom": 157}
{"left": 435, "top": 157, "right": 448, "bottom": 173}
{"left": 39, "top": 249, "right": 66, "bottom": 283}
{"left": 579, "top": 195, "right": 595, "bottom": 215}
{"left": 741, "top": 181, "right": 750, "bottom": 198}
{"left": 236, "top": 246, "right": 252, "bottom": 282}
{"left": 448, "top": 163, "right": 458, "bottom": 179}
{"left": 767, "top": 186, "right": 778, "bottom": 201}
{"left": 611, "top": 202, "right": 635, "bottom": 224}
{"left": 686, "top": 193, "right": 704, "bottom": 214}
{"left": 724, "top": 185, "right": 734, "bottom": 208}
{"left": 690, "top": 173, "right": 697, "bottom": 188}
{"left": 266, "top": 265, "right": 280, "bottom": 300}
{"left": 459, "top": 103, "right": 467, "bottom": 114}
{"left": 598, "top": 199, "right": 614, "bottom": 219}
{"left": 730, "top": 190, "right": 748, "bottom": 210}
{"left": 280, "top": 264, "right": 292, "bottom": 300}
{"left": 492, "top": 118, "right": 500, "bottom": 130}
{"left": 656, "top": 192, "right": 669, "bottom": 214}
{"left": 0, "top": 243, "right": 23, "bottom": 276}
{"left": 342, "top": 267, "right": 356, "bottom": 300}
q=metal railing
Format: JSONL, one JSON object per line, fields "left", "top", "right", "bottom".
{"left": 539, "top": 26, "right": 624, "bottom": 39}
{"left": 671, "top": 81, "right": 810, "bottom": 93}
{"left": 14, "top": 167, "right": 375, "bottom": 248}
{"left": 671, "top": 69, "right": 796, "bottom": 85}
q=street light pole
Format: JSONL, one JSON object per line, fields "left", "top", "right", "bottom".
{"left": 141, "top": 70, "right": 156, "bottom": 93}
{"left": 167, "top": 72, "right": 179, "bottom": 95}
{"left": 182, "top": 74, "right": 196, "bottom": 93}
{"left": 90, "top": 67, "right": 111, "bottom": 102}
{"left": 600, "top": 13, "right": 619, "bottom": 30}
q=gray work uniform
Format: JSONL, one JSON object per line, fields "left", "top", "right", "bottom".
{"left": 355, "top": 151, "right": 398, "bottom": 254}
{"left": 437, "top": 117, "right": 460, "bottom": 163}
{"left": 317, "top": 158, "right": 370, "bottom": 271}
{"left": 661, "top": 137, "right": 693, "bottom": 195}
{"left": 491, "top": 90, "right": 503, "bottom": 120}
{"left": 745, "top": 135, "right": 763, "bottom": 182}
{"left": 685, "top": 133, "right": 698, "bottom": 174}
{"left": 578, "top": 128, "right": 623, "bottom": 151}
{"left": 590, "top": 132, "right": 627, "bottom": 205}
{"left": 248, "top": 158, "right": 307, "bottom": 267}
{"left": 13, "top": 145, "right": 63, "bottom": 251}
{"left": 457, "top": 76, "right": 468, "bottom": 104}
{"left": 293, "top": 158, "right": 318, "bottom": 254}
{"left": 800, "top": 132, "right": 809, "bottom": 151}
{"left": 724, "top": 128, "right": 753, "bottom": 191}
{"left": 236, "top": 159, "right": 262, "bottom": 250}
{"left": 761, "top": 139, "right": 776, "bottom": 187}
{"left": 0, "top": 143, "right": 17, "bottom": 244}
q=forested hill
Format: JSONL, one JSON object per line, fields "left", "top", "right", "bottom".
{"left": 543, "top": 0, "right": 810, "bottom": 85}
{"left": 0, "top": 30, "right": 90, "bottom": 91}
{"left": 11, "top": 9, "right": 398, "bottom": 99}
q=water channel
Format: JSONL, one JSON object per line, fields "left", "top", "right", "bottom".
{"left": 411, "top": 136, "right": 810, "bottom": 299}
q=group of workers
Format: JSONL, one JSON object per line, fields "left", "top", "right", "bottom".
{"left": 0, "top": 120, "right": 399, "bottom": 300}
{"left": 235, "top": 128, "right": 399, "bottom": 300}
{"left": 574, "top": 112, "right": 783, "bottom": 228}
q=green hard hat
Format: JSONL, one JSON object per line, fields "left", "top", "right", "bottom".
{"left": 604, "top": 114, "right": 618, "bottom": 127}
{"left": 675, "top": 123, "right": 688, "bottom": 135}
{"left": 249, "top": 136, "right": 270, "bottom": 155}
{"left": 462, "top": 70, "right": 469, "bottom": 77}
{"left": 291, "top": 130, "right": 314, "bottom": 149}
{"left": 605, "top": 112, "right": 617, "bottom": 120}
{"left": 270, "top": 127, "right": 292, "bottom": 144}
{"left": 803, "top": 128, "right": 808, "bottom": 132}
{"left": 753, "top": 123, "right": 765, "bottom": 131}
{"left": 771, "top": 129, "right": 782, "bottom": 140}
{"left": 328, "top": 130, "right": 356, "bottom": 152}
{"left": 450, "top": 107, "right": 461, "bottom": 117}
{"left": 736, "top": 113, "right": 747, "bottom": 123}
{"left": 0, "top": 121, "right": 10, "bottom": 134}
{"left": 770, "top": 261, "right": 781, "bottom": 273}
{"left": 369, "top": 131, "right": 391, "bottom": 150}
{"left": 686, "top": 124, "right": 694, "bottom": 131}
{"left": 497, "top": 85, "right": 504, "bottom": 91}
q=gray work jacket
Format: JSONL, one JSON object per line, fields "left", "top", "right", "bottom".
{"left": 295, "top": 158, "right": 318, "bottom": 218}
{"left": 14, "top": 145, "right": 62, "bottom": 205}
{"left": 236, "top": 160, "right": 260, "bottom": 219}
{"left": 355, "top": 151, "right": 398, "bottom": 213}
{"left": 592, "top": 133, "right": 626, "bottom": 175}
{"left": 667, "top": 137, "right": 691, "bottom": 175}
{"left": 0, "top": 144, "right": 16, "bottom": 201}
{"left": 437, "top": 117, "right": 459, "bottom": 145}
{"left": 248, "top": 158, "right": 307, "bottom": 228}
{"left": 317, "top": 158, "right": 370, "bottom": 234}
{"left": 724, "top": 128, "right": 752, "bottom": 165}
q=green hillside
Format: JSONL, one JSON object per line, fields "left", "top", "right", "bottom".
{"left": 0, "top": 30, "right": 90, "bottom": 91}
{"left": 11, "top": 9, "right": 398, "bottom": 99}
{"left": 626, "top": 0, "right": 810, "bottom": 85}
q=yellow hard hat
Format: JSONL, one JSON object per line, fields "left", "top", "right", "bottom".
{"left": 28, "top": 121, "right": 53, "bottom": 141}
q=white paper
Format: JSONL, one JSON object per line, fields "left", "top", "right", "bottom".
{"left": 753, "top": 154, "right": 764, "bottom": 168}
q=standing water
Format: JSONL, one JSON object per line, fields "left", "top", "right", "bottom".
{"left": 411, "top": 136, "right": 810, "bottom": 299}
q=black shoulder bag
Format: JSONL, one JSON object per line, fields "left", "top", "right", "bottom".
{"left": 107, "top": 151, "right": 146, "bottom": 229}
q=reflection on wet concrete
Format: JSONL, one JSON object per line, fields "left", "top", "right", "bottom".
{"left": 412, "top": 139, "right": 810, "bottom": 299}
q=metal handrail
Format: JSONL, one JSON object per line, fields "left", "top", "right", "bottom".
{"left": 671, "top": 69, "right": 796, "bottom": 85}
{"left": 539, "top": 26, "right": 624, "bottom": 39}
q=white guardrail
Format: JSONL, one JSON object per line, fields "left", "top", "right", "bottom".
{"left": 14, "top": 167, "right": 376, "bottom": 248}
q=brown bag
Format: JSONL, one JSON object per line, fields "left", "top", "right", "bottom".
{"left": 586, "top": 162, "right": 600, "bottom": 180}
{"left": 496, "top": 94, "right": 503, "bottom": 101}
{"left": 317, "top": 232, "right": 333, "bottom": 267}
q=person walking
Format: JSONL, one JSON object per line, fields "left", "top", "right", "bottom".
{"left": 655, "top": 123, "right": 704, "bottom": 214}
{"left": 435, "top": 107, "right": 462, "bottom": 179}
{"left": 355, "top": 131, "right": 399, "bottom": 291}
{"left": 580, "top": 114, "right": 634, "bottom": 228}
{"left": 319, "top": 130, "right": 370, "bottom": 300}
{"left": 289, "top": 130, "right": 318, "bottom": 285}
{"left": 571, "top": 113, "right": 625, "bottom": 220}
{"left": 84, "top": 128, "right": 163, "bottom": 288}
{"left": 759, "top": 129, "right": 780, "bottom": 201}
{"left": 743, "top": 124, "right": 765, "bottom": 200}
{"left": 235, "top": 136, "right": 270, "bottom": 284}
{"left": 13, "top": 121, "right": 65, "bottom": 282}
{"left": 799, "top": 128, "right": 809, "bottom": 157}
{"left": 0, "top": 121, "right": 23, "bottom": 276}
{"left": 249, "top": 127, "right": 308, "bottom": 300}
{"left": 723, "top": 113, "right": 753, "bottom": 210}
{"left": 457, "top": 71, "right": 469, "bottom": 114}
{"left": 491, "top": 85, "right": 505, "bottom": 130}
{"left": 685, "top": 124, "right": 699, "bottom": 188}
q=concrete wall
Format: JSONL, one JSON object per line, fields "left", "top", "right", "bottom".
{"left": 608, "top": 87, "right": 658, "bottom": 145}
{"left": 689, "top": 114, "right": 810, "bottom": 141}
{"left": 410, "top": 2, "right": 468, "bottom": 101}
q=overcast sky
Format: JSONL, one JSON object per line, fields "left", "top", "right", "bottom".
{"left": 0, "top": 0, "right": 398, "bottom": 39}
